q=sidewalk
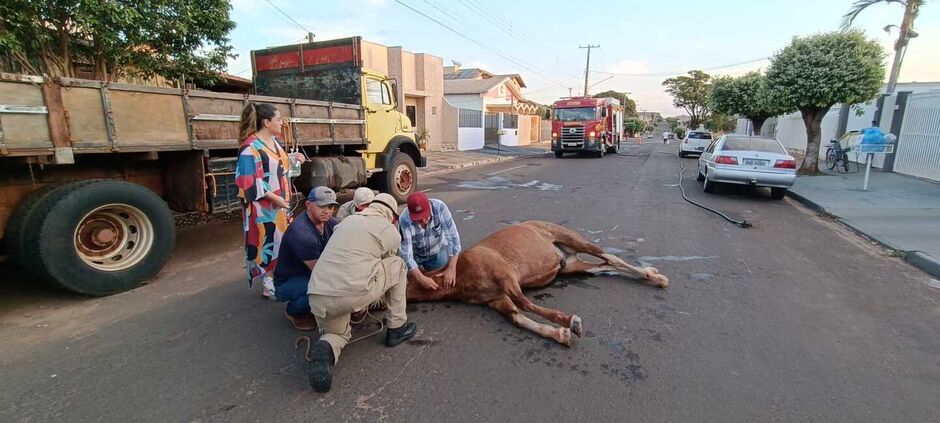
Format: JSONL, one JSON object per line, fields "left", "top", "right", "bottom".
{"left": 419, "top": 142, "right": 551, "bottom": 176}
{"left": 788, "top": 167, "right": 940, "bottom": 278}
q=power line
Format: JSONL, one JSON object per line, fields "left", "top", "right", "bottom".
{"left": 591, "top": 57, "right": 771, "bottom": 77}
{"left": 262, "top": 0, "right": 313, "bottom": 35}
{"left": 392, "top": 0, "right": 567, "bottom": 89}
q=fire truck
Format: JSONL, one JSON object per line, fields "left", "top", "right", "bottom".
{"left": 550, "top": 97, "right": 624, "bottom": 158}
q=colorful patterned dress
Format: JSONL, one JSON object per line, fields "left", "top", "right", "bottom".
{"left": 235, "top": 135, "right": 292, "bottom": 286}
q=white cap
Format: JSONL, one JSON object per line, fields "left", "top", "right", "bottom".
{"left": 353, "top": 187, "right": 375, "bottom": 207}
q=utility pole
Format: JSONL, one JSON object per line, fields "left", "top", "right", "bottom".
{"left": 579, "top": 44, "right": 600, "bottom": 97}
{"left": 567, "top": 87, "right": 573, "bottom": 97}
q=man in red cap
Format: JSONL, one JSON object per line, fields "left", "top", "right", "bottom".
{"left": 398, "top": 192, "right": 462, "bottom": 290}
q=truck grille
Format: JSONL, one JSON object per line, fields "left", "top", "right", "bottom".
{"left": 561, "top": 126, "right": 584, "bottom": 147}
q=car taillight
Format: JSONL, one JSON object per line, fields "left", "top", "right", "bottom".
{"left": 715, "top": 155, "right": 738, "bottom": 165}
{"left": 774, "top": 159, "right": 796, "bottom": 169}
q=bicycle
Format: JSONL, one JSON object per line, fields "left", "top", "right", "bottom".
{"left": 825, "top": 138, "right": 858, "bottom": 172}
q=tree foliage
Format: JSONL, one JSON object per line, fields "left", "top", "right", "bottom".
{"left": 664, "top": 116, "right": 681, "bottom": 132}
{"left": 623, "top": 117, "right": 646, "bottom": 136}
{"left": 674, "top": 126, "right": 687, "bottom": 140}
{"left": 662, "top": 70, "right": 712, "bottom": 130}
{"left": 593, "top": 90, "right": 637, "bottom": 117}
{"left": 0, "top": 0, "right": 236, "bottom": 84}
{"left": 704, "top": 113, "right": 737, "bottom": 134}
{"left": 765, "top": 30, "right": 885, "bottom": 173}
{"left": 710, "top": 72, "right": 785, "bottom": 135}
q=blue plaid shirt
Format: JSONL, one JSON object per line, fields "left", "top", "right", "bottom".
{"left": 398, "top": 198, "right": 462, "bottom": 271}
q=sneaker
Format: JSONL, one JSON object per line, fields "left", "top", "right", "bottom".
{"left": 285, "top": 311, "right": 318, "bottom": 331}
{"left": 308, "top": 339, "right": 334, "bottom": 393}
{"left": 261, "top": 277, "right": 276, "bottom": 301}
{"left": 384, "top": 322, "right": 417, "bottom": 347}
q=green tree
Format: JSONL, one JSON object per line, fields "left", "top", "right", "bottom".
{"left": 0, "top": 0, "right": 236, "bottom": 84}
{"left": 623, "top": 117, "right": 646, "bottom": 137}
{"left": 765, "top": 30, "right": 885, "bottom": 174}
{"left": 664, "top": 116, "right": 681, "bottom": 132}
{"left": 593, "top": 90, "right": 637, "bottom": 116}
{"left": 710, "top": 72, "right": 785, "bottom": 136}
{"left": 662, "top": 70, "right": 712, "bottom": 130}
{"left": 674, "top": 126, "right": 687, "bottom": 140}
{"left": 842, "top": 0, "right": 924, "bottom": 93}
{"left": 704, "top": 113, "right": 737, "bottom": 134}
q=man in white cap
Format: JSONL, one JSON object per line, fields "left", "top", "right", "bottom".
{"left": 273, "top": 186, "right": 339, "bottom": 331}
{"left": 306, "top": 193, "right": 416, "bottom": 392}
{"left": 335, "top": 187, "right": 375, "bottom": 221}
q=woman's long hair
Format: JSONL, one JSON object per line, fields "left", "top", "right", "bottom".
{"left": 239, "top": 102, "right": 278, "bottom": 141}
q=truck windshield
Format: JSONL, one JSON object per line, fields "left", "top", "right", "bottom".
{"left": 554, "top": 107, "right": 596, "bottom": 121}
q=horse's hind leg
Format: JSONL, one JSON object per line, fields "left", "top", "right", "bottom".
{"left": 487, "top": 296, "right": 573, "bottom": 346}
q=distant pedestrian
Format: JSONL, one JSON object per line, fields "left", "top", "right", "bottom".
{"left": 335, "top": 187, "right": 375, "bottom": 222}
{"left": 662, "top": 131, "right": 669, "bottom": 144}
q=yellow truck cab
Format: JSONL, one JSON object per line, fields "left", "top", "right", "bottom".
{"left": 251, "top": 37, "right": 425, "bottom": 202}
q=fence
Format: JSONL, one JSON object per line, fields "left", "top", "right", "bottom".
{"left": 895, "top": 91, "right": 940, "bottom": 181}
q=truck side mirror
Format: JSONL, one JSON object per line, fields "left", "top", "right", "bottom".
{"left": 601, "top": 109, "right": 607, "bottom": 117}
{"left": 386, "top": 78, "right": 399, "bottom": 108}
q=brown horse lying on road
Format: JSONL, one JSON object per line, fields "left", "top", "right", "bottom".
{"left": 405, "top": 220, "right": 668, "bottom": 346}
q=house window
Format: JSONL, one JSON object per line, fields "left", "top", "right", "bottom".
{"left": 431, "top": 106, "right": 437, "bottom": 116}
{"left": 458, "top": 109, "right": 482, "bottom": 128}
{"left": 502, "top": 114, "right": 518, "bottom": 129}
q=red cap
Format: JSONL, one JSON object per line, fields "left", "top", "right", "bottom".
{"left": 406, "top": 192, "right": 431, "bottom": 221}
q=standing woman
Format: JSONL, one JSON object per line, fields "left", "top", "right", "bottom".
{"left": 235, "top": 103, "right": 292, "bottom": 299}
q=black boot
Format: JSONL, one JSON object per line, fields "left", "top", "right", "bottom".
{"left": 308, "top": 339, "right": 334, "bottom": 392}
{"left": 385, "top": 322, "right": 417, "bottom": 347}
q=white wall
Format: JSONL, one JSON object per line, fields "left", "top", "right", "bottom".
{"left": 458, "top": 128, "right": 484, "bottom": 150}
{"left": 499, "top": 128, "right": 520, "bottom": 146}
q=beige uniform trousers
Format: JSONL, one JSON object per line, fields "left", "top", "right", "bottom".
{"left": 308, "top": 256, "right": 408, "bottom": 362}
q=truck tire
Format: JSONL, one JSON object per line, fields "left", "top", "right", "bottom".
{"left": 5, "top": 184, "right": 61, "bottom": 270}
{"left": 381, "top": 152, "right": 417, "bottom": 204}
{"left": 25, "top": 180, "right": 176, "bottom": 296}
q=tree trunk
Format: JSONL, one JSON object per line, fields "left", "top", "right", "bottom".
{"left": 751, "top": 116, "right": 768, "bottom": 136}
{"left": 799, "top": 106, "right": 830, "bottom": 175}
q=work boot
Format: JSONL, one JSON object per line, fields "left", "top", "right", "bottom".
{"left": 385, "top": 322, "right": 417, "bottom": 347}
{"left": 285, "top": 311, "right": 318, "bottom": 331}
{"left": 308, "top": 339, "right": 334, "bottom": 393}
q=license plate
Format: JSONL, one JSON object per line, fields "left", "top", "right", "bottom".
{"left": 743, "top": 159, "right": 769, "bottom": 166}
{"left": 563, "top": 143, "right": 580, "bottom": 147}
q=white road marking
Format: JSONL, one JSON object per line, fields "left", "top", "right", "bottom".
{"left": 486, "top": 164, "right": 527, "bottom": 176}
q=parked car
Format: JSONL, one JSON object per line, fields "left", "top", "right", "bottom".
{"left": 668, "top": 133, "right": 675, "bottom": 140}
{"left": 697, "top": 134, "right": 797, "bottom": 200}
{"left": 678, "top": 130, "right": 713, "bottom": 157}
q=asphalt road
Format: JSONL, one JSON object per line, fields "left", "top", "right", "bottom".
{"left": 1, "top": 141, "right": 938, "bottom": 422}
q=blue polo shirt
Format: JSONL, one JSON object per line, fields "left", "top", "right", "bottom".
{"left": 273, "top": 213, "right": 337, "bottom": 285}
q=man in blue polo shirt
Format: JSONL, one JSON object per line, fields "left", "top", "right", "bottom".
{"left": 274, "top": 186, "right": 339, "bottom": 330}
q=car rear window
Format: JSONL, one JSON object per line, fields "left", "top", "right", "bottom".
{"left": 721, "top": 137, "right": 786, "bottom": 153}
{"left": 688, "top": 132, "right": 712, "bottom": 139}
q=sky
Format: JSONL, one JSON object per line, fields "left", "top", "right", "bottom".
{"left": 224, "top": 0, "right": 940, "bottom": 116}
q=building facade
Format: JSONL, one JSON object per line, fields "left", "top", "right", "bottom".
{"left": 361, "top": 41, "right": 444, "bottom": 151}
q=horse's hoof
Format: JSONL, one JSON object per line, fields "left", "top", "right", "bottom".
{"left": 558, "top": 328, "right": 572, "bottom": 347}
{"left": 570, "top": 315, "right": 583, "bottom": 337}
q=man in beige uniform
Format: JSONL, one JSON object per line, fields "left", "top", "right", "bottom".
{"left": 306, "top": 193, "right": 416, "bottom": 392}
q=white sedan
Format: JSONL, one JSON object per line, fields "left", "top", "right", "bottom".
{"left": 697, "top": 134, "right": 797, "bottom": 200}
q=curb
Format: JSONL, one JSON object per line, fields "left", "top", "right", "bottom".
{"left": 787, "top": 189, "right": 940, "bottom": 279}
{"left": 904, "top": 251, "right": 940, "bottom": 279}
{"left": 419, "top": 152, "right": 550, "bottom": 177}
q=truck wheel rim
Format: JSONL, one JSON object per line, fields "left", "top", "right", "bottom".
{"left": 74, "top": 204, "right": 154, "bottom": 271}
{"left": 394, "top": 164, "right": 413, "bottom": 194}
